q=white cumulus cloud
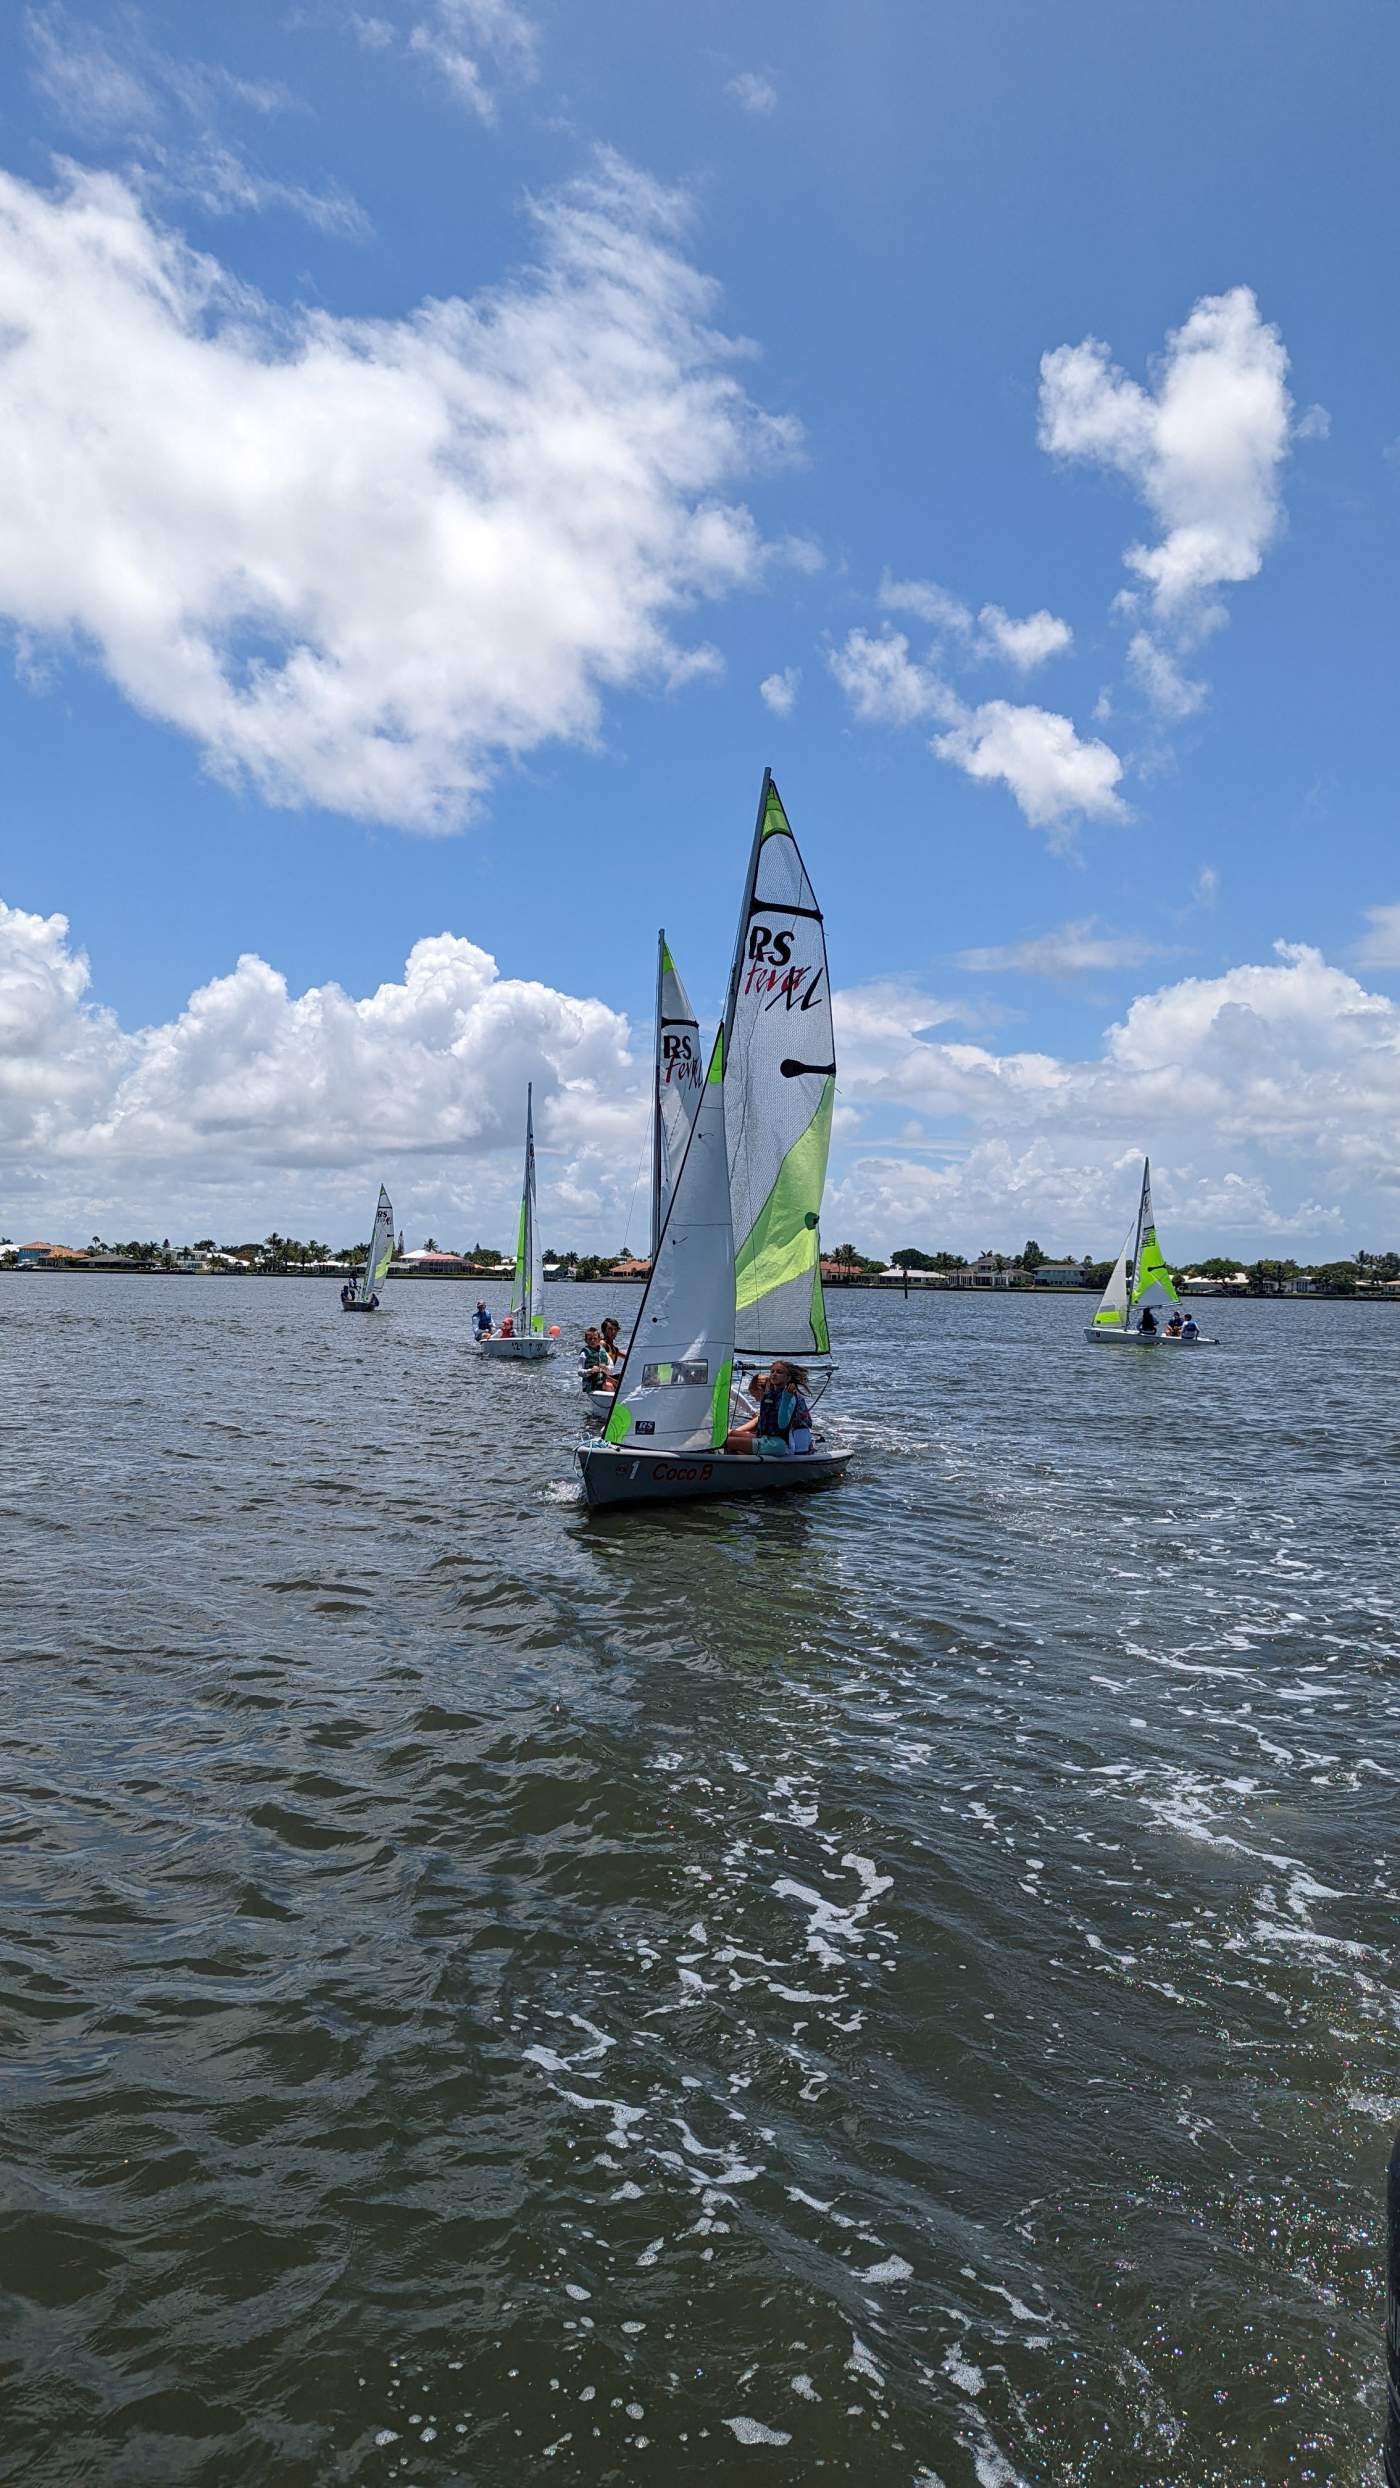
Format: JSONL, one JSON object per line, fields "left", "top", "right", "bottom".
{"left": 1039, "top": 285, "right": 1293, "bottom": 618}
{"left": 0, "top": 897, "right": 642, "bottom": 1243}
{"left": 829, "top": 941, "right": 1400, "bottom": 1255}
{"left": 759, "top": 666, "right": 800, "bottom": 717}
{"left": 976, "top": 604, "right": 1072, "bottom": 670}
{"left": 1039, "top": 285, "right": 1294, "bottom": 719}
{"left": 827, "top": 629, "right": 955, "bottom": 728}
{"left": 956, "top": 919, "right": 1162, "bottom": 977}
{"left": 1355, "top": 902, "right": 1400, "bottom": 970}
{"left": 726, "top": 70, "right": 777, "bottom": 116}
{"left": 932, "top": 699, "right": 1127, "bottom": 841}
{"left": 0, "top": 152, "right": 793, "bottom": 829}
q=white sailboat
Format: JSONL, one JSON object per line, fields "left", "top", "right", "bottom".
{"left": 584, "top": 931, "right": 704, "bottom": 1415}
{"left": 480, "top": 1085, "right": 554, "bottom": 1361}
{"left": 577, "top": 773, "right": 849, "bottom": 1508}
{"left": 1087, "top": 1158, "right": 1210, "bottom": 1346}
{"left": 342, "top": 1184, "right": 394, "bottom": 1312}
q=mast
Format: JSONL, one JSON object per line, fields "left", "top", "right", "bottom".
{"left": 723, "top": 767, "right": 773, "bottom": 1052}
{"left": 649, "top": 929, "right": 664, "bottom": 1265}
{"left": 1130, "top": 1156, "right": 1148, "bottom": 1327}
{"left": 523, "top": 1084, "right": 534, "bottom": 1335}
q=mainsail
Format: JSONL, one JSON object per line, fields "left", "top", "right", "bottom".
{"left": 356, "top": 1185, "right": 395, "bottom": 1304}
{"left": 509, "top": 1086, "right": 546, "bottom": 1338}
{"left": 604, "top": 1033, "right": 733, "bottom": 1450}
{"left": 1129, "top": 1159, "right": 1179, "bottom": 1318}
{"left": 652, "top": 931, "right": 703, "bottom": 1259}
{"left": 722, "top": 772, "right": 833, "bottom": 1364}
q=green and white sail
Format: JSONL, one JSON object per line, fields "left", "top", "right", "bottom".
{"left": 604, "top": 1032, "right": 734, "bottom": 1451}
{"left": 509, "top": 1085, "right": 546, "bottom": 1337}
{"left": 1091, "top": 1157, "right": 1180, "bottom": 1330}
{"left": 1129, "top": 1159, "right": 1179, "bottom": 1317}
{"left": 722, "top": 771, "right": 834, "bottom": 1364}
{"left": 355, "top": 1184, "right": 395, "bottom": 1304}
{"left": 1090, "top": 1233, "right": 1132, "bottom": 1330}
{"left": 652, "top": 930, "right": 704, "bottom": 1259}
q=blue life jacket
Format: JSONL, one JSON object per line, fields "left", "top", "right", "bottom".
{"left": 758, "top": 1387, "right": 807, "bottom": 1440}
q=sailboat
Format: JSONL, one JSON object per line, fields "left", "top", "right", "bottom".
{"left": 576, "top": 772, "right": 850, "bottom": 1507}
{"left": 1087, "top": 1158, "right": 1209, "bottom": 1345}
{"left": 584, "top": 931, "right": 704, "bottom": 1416}
{"left": 480, "top": 1085, "right": 554, "bottom": 1360}
{"left": 342, "top": 1183, "right": 394, "bottom": 1311}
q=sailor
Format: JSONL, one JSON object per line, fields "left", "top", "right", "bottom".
{"left": 752, "top": 1362, "right": 814, "bottom": 1458}
{"left": 340, "top": 1283, "right": 352, "bottom": 1307}
{"left": 1138, "top": 1305, "right": 1158, "bottom": 1335}
{"left": 1182, "top": 1312, "right": 1199, "bottom": 1341}
{"left": 580, "top": 1327, "right": 614, "bottom": 1392}
{"left": 499, "top": 1315, "right": 514, "bottom": 1338}
{"left": 472, "top": 1300, "right": 493, "bottom": 1340}
{"left": 600, "top": 1315, "right": 624, "bottom": 1371}
{"left": 1165, "top": 1310, "right": 1184, "bottom": 1337}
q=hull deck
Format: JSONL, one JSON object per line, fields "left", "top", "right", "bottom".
{"left": 577, "top": 1443, "right": 849, "bottom": 1510}
{"left": 479, "top": 1337, "right": 554, "bottom": 1360}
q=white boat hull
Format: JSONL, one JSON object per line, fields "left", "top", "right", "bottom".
{"left": 1085, "top": 1327, "right": 1213, "bottom": 1347}
{"left": 341, "top": 1300, "right": 382, "bottom": 1313}
{"left": 576, "top": 1442, "right": 850, "bottom": 1510}
{"left": 479, "top": 1335, "right": 554, "bottom": 1360}
{"left": 583, "top": 1387, "right": 616, "bottom": 1415}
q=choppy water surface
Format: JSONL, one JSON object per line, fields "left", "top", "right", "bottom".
{"left": 2, "top": 1275, "right": 1396, "bottom": 2486}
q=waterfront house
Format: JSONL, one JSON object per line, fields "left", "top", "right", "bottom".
{"left": 1027, "top": 1257, "right": 1090, "bottom": 1288}
{"left": 950, "top": 1254, "right": 1012, "bottom": 1290}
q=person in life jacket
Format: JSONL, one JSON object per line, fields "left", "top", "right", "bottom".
{"left": 498, "top": 1315, "right": 514, "bottom": 1338}
{"left": 754, "top": 1361, "right": 814, "bottom": 1458}
{"left": 1138, "top": 1305, "right": 1157, "bottom": 1335}
{"left": 472, "top": 1300, "right": 493, "bottom": 1340}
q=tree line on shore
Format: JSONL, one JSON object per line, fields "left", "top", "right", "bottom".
{"left": 6, "top": 1232, "right": 1399, "bottom": 1295}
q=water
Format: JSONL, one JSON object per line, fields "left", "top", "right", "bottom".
{"left": 2, "top": 1275, "right": 1396, "bottom": 2486}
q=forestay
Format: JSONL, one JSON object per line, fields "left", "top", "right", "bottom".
{"left": 723, "top": 773, "right": 834, "bottom": 1365}
{"left": 653, "top": 932, "right": 703, "bottom": 1258}
{"left": 510, "top": 1086, "right": 546, "bottom": 1338}
{"left": 604, "top": 1033, "right": 734, "bottom": 1451}
{"left": 356, "top": 1186, "right": 395, "bottom": 1304}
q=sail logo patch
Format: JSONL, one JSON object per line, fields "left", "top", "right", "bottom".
{"left": 745, "top": 929, "right": 825, "bottom": 1012}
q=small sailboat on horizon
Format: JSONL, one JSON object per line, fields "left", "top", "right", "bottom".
{"left": 576, "top": 771, "right": 850, "bottom": 1508}
{"left": 341, "top": 1184, "right": 394, "bottom": 1312}
{"left": 1087, "top": 1158, "right": 1213, "bottom": 1346}
{"left": 480, "top": 1085, "right": 555, "bottom": 1361}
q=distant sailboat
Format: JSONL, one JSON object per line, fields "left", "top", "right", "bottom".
{"left": 342, "top": 1184, "right": 394, "bottom": 1312}
{"left": 1087, "top": 1159, "right": 1208, "bottom": 1345}
{"left": 576, "top": 772, "right": 849, "bottom": 1507}
{"left": 480, "top": 1086, "right": 554, "bottom": 1361}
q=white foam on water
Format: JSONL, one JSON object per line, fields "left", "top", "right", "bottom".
{"left": 791, "top": 2373, "right": 820, "bottom": 2400}
{"left": 860, "top": 2255, "right": 912, "bottom": 2283}
{"left": 724, "top": 2417, "right": 792, "bottom": 2446}
{"left": 944, "top": 2345, "right": 985, "bottom": 2395}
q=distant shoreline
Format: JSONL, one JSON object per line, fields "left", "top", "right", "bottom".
{"left": 3, "top": 1266, "right": 1394, "bottom": 1303}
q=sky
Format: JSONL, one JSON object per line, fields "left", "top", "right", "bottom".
{"left": 1, "top": 0, "right": 1397, "bottom": 1260}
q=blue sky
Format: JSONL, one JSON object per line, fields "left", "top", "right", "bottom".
{"left": 2, "top": 0, "right": 1397, "bottom": 1257}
